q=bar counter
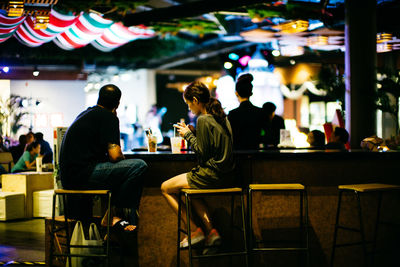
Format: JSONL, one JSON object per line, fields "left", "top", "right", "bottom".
{"left": 124, "top": 150, "right": 400, "bottom": 266}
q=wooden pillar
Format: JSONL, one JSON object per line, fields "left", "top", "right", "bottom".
{"left": 344, "top": 0, "right": 377, "bottom": 148}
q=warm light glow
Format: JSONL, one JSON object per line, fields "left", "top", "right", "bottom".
{"left": 280, "top": 46, "right": 303, "bottom": 56}
{"left": 275, "top": 20, "right": 309, "bottom": 34}
{"left": 34, "top": 14, "right": 50, "bottom": 29}
{"left": 307, "top": 36, "right": 328, "bottom": 46}
{"left": 377, "top": 43, "right": 392, "bottom": 53}
{"left": 33, "top": 70, "right": 39, "bottom": 76}
{"left": 290, "top": 59, "right": 296, "bottom": 65}
{"left": 7, "top": 1, "right": 24, "bottom": 17}
{"left": 377, "top": 33, "right": 392, "bottom": 43}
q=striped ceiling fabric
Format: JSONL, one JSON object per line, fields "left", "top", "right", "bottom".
{"left": 0, "top": 9, "right": 155, "bottom": 51}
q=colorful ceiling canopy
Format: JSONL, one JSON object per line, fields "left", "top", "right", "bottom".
{"left": 0, "top": 9, "right": 155, "bottom": 52}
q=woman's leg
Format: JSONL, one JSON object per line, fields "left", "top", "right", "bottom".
{"left": 191, "top": 199, "right": 213, "bottom": 234}
{"left": 161, "top": 173, "right": 197, "bottom": 231}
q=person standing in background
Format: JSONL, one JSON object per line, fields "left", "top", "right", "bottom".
{"left": 228, "top": 73, "right": 264, "bottom": 150}
{"left": 262, "top": 102, "right": 285, "bottom": 147}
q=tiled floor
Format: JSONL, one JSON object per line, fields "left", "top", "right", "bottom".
{"left": 0, "top": 219, "right": 45, "bottom": 265}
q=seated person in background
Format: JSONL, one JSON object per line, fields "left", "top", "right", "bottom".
{"left": 262, "top": 102, "right": 285, "bottom": 147}
{"left": 0, "top": 136, "right": 9, "bottom": 152}
{"left": 326, "top": 127, "right": 349, "bottom": 150}
{"left": 11, "top": 141, "right": 41, "bottom": 173}
{"left": 307, "top": 130, "right": 326, "bottom": 149}
{"left": 9, "top": 135, "right": 26, "bottom": 164}
{"left": 228, "top": 73, "right": 264, "bottom": 150}
{"left": 34, "top": 132, "right": 53, "bottom": 163}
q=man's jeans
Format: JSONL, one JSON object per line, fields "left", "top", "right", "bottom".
{"left": 87, "top": 159, "right": 147, "bottom": 225}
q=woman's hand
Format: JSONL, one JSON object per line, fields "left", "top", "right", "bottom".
{"left": 174, "top": 122, "right": 191, "bottom": 137}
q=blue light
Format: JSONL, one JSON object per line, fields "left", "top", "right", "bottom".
{"left": 228, "top": 53, "right": 239, "bottom": 61}
{"left": 2, "top": 66, "right": 9, "bottom": 73}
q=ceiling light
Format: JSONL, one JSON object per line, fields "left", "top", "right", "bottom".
{"left": 271, "top": 50, "right": 281, "bottom": 57}
{"left": 2, "top": 67, "right": 10, "bottom": 73}
{"left": 7, "top": 1, "right": 24, "bottom": 17}
{"left": 33, "top": 67, "right": 39, "bottom": 76}
{"left": 290, "top": 59, "right": 296, "bottom": 65}
{"left": 238, "top": 55, "right": 251, "bottom": 66}
{"left": 377, "top": 33, "right": 392, "bottom": 43}
{"left": 275, "top": 20, "right": 309, "bottom": 34}
{"left": 307, "top": 36, "right": 328, "bottom": 46}
{"left": 228, "top": 53, "right": 239, "bottom": 60}
{"left": 224, "top": 62, "right": 233, "bottom": 69}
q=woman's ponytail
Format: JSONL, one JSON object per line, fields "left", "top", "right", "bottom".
{"left": 205, "top": 97, "right": 226, "bottom": 125}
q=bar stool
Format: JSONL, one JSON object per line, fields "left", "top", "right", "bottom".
{"left": 177, "top": 187, "right": 248, "bottom": 267}
{"left": 49, "top": 189, "right": 112, "bottom": 267}
{"left": 248, "top": 184, "right": 310, "bottom": 266}
{"left": 331, "top": 183, "right": 400, "bottom": 267}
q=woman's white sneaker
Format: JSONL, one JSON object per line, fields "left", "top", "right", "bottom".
{"left": 180, "top": 227, "right": 205, "bottom": 248}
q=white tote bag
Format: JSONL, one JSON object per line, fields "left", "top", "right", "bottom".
{"left": 66, "top": 221, "right": 103, "bottom": 267}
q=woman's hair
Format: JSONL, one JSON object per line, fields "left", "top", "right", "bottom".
{"left": 26, "top": 141, "right": 40, "bottom": 152}
{"left": 235, "top": 73, "right": 254, "bottom": 98}
{"left": 184, "top": 81, "right": 227, "bottom": 125}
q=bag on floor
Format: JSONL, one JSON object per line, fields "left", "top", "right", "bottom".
{"left": 66, "top": 221, "right": 103, "bottom": 267}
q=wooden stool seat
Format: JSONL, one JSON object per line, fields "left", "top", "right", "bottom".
{"left": 249, "top": 183, "right": 305, "bottom": 191}
{"left": 181, "top": 187, "right": 242, "bottom": 195}
{"left": 338, "top": 183, "right": 400, "bottom": 192}
{"left": 54, "top": 189, "right": 111, "bottom": 195}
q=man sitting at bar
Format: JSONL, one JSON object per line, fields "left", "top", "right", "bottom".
{"left": 59, "top": 84, "right": 147, "bottom": 233}
{"left": 307, "top": 130, "right": 326, "bottom": 149}
{"left": 325, "top": 127, "right": 349, "bottom": 150}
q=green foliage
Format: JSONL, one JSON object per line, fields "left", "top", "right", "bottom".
{"left": 247, "top": 2, "right": 324, "bottom": 21}
{"left": 151, "top": 19, "right": 220, "bottom": 35}
{"left": 375, "top": 69, "right": 400, "bottom": 132}
{"left": 56, "top": 0, "right": 147, "bottom": 20}
{"left": 315, "top": 65, "right": 345, "bottom": 105}
{"left": 0, "top": 95, "right": 29, "bottom": 137}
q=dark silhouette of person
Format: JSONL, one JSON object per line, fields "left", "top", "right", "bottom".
{"left": 34, "top": 132, "right": 53, "bottom": 163}
{"left": 9, "top": 134, "right": 27, "bottom": 164}
{"left": 307, "top": 130, "right": 326, "bottom": 149}
{"left": 262, "top": 102, "right": 285, "bottom": 147}
{"left": 228, "top": 73, "right": 264, "bottom": 150}
{"left": 0, "top": 136, "right": 9, "bottom": 152}
{"left": 326, "top": 127, "right": 349, "bottom": 150}
{"left": 60, "top": 84, "right": 147, "bottom": 232}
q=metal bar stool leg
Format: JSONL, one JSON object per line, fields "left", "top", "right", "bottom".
{"left": 371, "top": 192, "right": 382, "bottom": 265}
{"left": 63, "top": 194, "right": 72, "bottom": 267}
{"left": 49, "top": 193, "right": 57, "bottom": 267}
{"left": 355, "top": 191, "right": 368, "bottom": 266}
{"left": 331, "top": 190, "right": 343, "bottom": 267}
{"left": 304, "top": 189, "right": 310, "bottom": 267}
{"left": 177, "top": 192, "right": 182, "bottom": 267}
{"left": 248, "top": 188, "right": 253, "bottom": 255}
{"left": 231, "top": 195, "right": 235, "bottom": 227}
{"left": 240, "top": 192, "right": 249, "bottom": 267}
{"left": 105, "top": 192, "right": 112, "bottom": 267}
{"left": 186, "top": 193, "right": 193, "bottom": 267}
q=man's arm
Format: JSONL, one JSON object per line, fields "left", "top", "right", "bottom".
{"left": 108, "top": 143, "right": 125, "bottom": 162}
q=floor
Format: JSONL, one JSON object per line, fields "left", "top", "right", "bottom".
{"left": 0, "top": 219, "right": 45, "bottom": 266}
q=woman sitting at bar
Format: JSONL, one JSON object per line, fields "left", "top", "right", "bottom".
{"left": 161, "top": 81, "right": 235, "bottom": 251}
{"left": 11, "top": 141, "right": 41, "bottom": 173}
